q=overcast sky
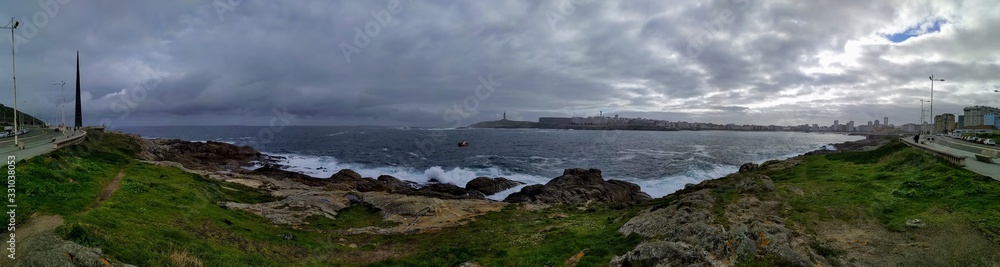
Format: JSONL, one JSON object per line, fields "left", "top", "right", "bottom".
{"left": 0, "top": 0, "right": 996, "bottom": 127}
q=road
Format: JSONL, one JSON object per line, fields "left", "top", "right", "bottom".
{"left": 0, "top": 127, "right": 83, "bottom": 161}
{"left": 934, "top": 136, "right": 999, "bottom": 154}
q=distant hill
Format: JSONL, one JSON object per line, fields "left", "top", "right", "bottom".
{"left": 468, "top": 119, "right": 538, "bottom": 128}
{"left": 0, "top": 104, "right": 44, "bottom": 126}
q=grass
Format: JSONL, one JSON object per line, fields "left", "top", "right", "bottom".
{"left": 768, "top": 139, "right": 1000, "bottom": 239}
{"left": 367, "top": 204, "right": 643, "bottom": 267}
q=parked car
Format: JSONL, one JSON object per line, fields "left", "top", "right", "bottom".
{"left": 985, "top": 139, "right": 996, "bottom": 146}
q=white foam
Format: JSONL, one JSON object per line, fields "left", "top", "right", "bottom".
{"left": 328, "top": 131, "right": 349, "bottom": 136}
{"left": 266, "top": 151, "right": 751, "bottom": 200}
{"left": 264, "top": 152, "right": 550, "bottom": 191}
{"left": 618, "top": 164, "right": 739, "bottom": 198}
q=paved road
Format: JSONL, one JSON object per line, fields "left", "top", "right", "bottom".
{"left": 934, "top": 136, "right": 999, "bottom": 153}
{"left": 0, "top": 127, "right": 84, "bottom": 162}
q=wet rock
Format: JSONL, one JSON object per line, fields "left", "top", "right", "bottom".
{"left": 465, "top": 177, "right": 524, "bottom": 196}
{"left": 419, "top": 183, "right": 486, "bottom": 198}
{"left": 738, "top": 162, "right": 758, "bottom": 173}
{"left": 330, "top": 169, "right": 363, "bottom": 181}
{"left": 129, "top": 136, "right": 267, "bottom": 172}
{"left": 503, "top": 168, "right": 651, "bottom": 205}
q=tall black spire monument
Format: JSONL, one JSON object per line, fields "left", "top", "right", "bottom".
{"left": 74, "top": 51, "right": 81, "bottom": 127}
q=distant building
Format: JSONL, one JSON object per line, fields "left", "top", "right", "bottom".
{"left": 958, "top": 115, "right": 965, "bottom": 129}
{"left": 962, "top": 105, "right": 1000, "bottom": 127}
{"left": 934, "top": 113, "right": 956, "bottom": 133}
{"left": 956, "top": 125, "right": 999, "bottom": 134}
{"left": 538, "top": 117, "right": 572, "bottom": 125}
{"left": 883, "top": 117, "right": 888, "bottom": 126}
{"left": 847, "top": 121, "right": 855, "bottom": 132}
{"left": 983, "top": 113, "right": 1000, "bottom": 131}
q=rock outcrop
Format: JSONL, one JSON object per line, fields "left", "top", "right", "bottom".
{"left": 738, "top": 162, "right": 758, "bottom": 173}
{"left": 465, "top": 177, "right": 524, "bottom": 196}
{"left": 19, "top": 232, "right": 135, "bottom": 267}
{"left": 611, "top": 174, "right": 824, "bottom": 267}
{"left": 129, "top": 136, "right": 268, "bottom": 172}
{"left": 503, "top": 168, "right": 651, "bottom": 205}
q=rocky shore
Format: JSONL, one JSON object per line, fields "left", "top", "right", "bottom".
{"left": 126, "top": 135, "right": 653, "bottom": 235}
{"left": 122, "top": 134, "right": 906, "bottom": 265}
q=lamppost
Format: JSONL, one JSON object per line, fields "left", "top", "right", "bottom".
{"left": 929, "top": 75, "right": 945, "bottom": 135}
{"left": 920, "top": 99, "right": 928, "bottom": 135}
{"left": 0, "top": 19, "right": 18, "bottom": 145}
{"left": 53, "top": 81, "right": 65, "bottom": 128}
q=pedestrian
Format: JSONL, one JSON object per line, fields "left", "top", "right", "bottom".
{"left": 914, "top": 134, "right": 919, "bottom": 143}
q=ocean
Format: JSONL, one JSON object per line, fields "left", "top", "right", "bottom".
{"left": 117, "top": 126, "right": 863, "bottom": 200}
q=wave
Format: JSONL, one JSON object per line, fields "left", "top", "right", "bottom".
{"left": 264, "top": 152, "right": 739, "bottom": 200}
{"left": 328, "top": 131, "right": 350, "bottom": 136}
{"left": 261, "top": 137, "right": 849, "bottom": 201}
{"left": 263, "top": 152, "right": 550, "bottom": 201}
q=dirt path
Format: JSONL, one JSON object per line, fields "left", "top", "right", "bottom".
{"left": 15, "top": 214, "right": 64, "bottom": 241}
{"left": 92, "top": 169, "right": 125, "bottom": 209}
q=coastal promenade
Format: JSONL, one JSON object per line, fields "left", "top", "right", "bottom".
{"left": 902, "top": 137, "right": 1000, "bottom": 180}
{"left": 0, "top": 127, "right": 86, "bottom": 161}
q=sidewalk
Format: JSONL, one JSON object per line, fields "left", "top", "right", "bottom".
{"left": 902, "top": 137, "right": 1000, "bottom": 180}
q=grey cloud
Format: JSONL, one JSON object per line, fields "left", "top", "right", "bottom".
{"left": 0, "top": 0, "right": 995, "bottom": 127}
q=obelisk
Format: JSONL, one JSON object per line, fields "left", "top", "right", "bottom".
{"left": 75, "top": 51, "right": 82, "bottom": 127}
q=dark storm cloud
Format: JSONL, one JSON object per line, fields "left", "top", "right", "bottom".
{"left": 0, "top": 0, "right": 995, "bottom": 127}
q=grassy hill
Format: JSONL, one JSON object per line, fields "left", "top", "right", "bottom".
{"left": 0, "top": 103, "right": 45, "bottom": 126}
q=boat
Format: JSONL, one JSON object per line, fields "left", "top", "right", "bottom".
{"left": 457, "top": 141, "right": 469, "bottom": 147}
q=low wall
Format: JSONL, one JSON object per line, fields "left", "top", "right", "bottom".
{"left": 901, "top": 138, "right": 967, "bottom": 167}
{"left": 53, "top": 131, "right": 87, "bottom": 149}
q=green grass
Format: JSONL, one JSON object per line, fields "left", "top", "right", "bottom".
{"left": 367, "top": 204, "right": 643, "bottom": 267}
{"left": 304, "top": 203, "right": 400, "bottom": 229}
{"left": 768, "top": 139, "right": 1000, "bottom": 240}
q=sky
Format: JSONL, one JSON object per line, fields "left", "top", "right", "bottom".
{"left": 0, "top": 0, "right": 998, "bottom": 127}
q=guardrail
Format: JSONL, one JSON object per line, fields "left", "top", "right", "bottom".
{"left": 901, "top": 138, "right": 967, "bottom": 166}
{"left": 52, "top": 131, "right": 87, "bottom": 149}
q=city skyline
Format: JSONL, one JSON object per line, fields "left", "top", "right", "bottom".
{"left": 0, "top": 1, "right": 997, "bottom": 127}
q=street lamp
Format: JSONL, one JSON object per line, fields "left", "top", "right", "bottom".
{"left": 919, "top": 99, "right": 928, "bottom": 134}
{"left": 929, "top": 75, "right": 945, "bottom": 135}
{"left": 53, "top": 81, "right": 65, "bottom": 128}
{"left": 0, "top": 19, "right": 18, "bottom": 145}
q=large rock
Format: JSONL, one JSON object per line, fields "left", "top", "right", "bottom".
{"left": 503, "top": 168, "right": 651, "bottom": 205}
{"left": 612, "top": 174, "right": 821, "bottom": 267}
{"left": 418, "top": 183, "right": 486, "bottom": 199}
{"left": 130, "top": 136, "right": 267, "bottom": 172}
{"left": 19, "top": 232, "right": 136, "bottom": 267}
{"left": 465, "top": 177, "right": 524, "bottom": 196}
{"left": 738, "top": 162, "right": 758, "bottom": 173}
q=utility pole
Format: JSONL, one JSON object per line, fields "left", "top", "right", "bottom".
{"left": 53, "top": 81, "right": 65, "bottom": 128}
{"left": 0, "top": 19, "right": 18, "bottom": 146}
